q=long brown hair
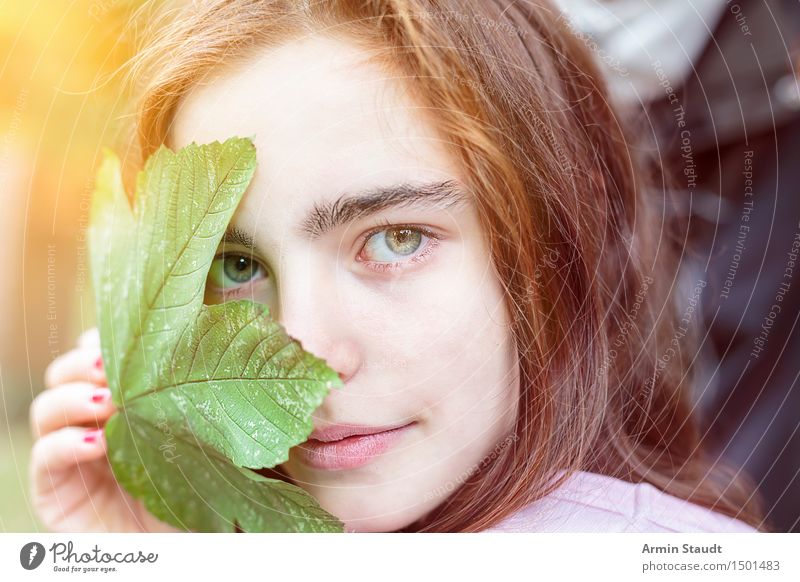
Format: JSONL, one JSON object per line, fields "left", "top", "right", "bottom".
{"left": 121, "top": 0, "right": 767, "bottom": 531}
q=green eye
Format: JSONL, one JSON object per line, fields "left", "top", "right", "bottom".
{"left": 363, "top": 227, "right": 425, "bottom": 261}
{"left": 207, "top": 254, "right": 266, "bottom": 289}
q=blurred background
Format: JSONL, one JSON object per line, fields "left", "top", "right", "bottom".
{"left": 1, "top": 0, "right": 798, "bottom": 532}
{"left": 554, "top": 0, "right": 800, "bottom": 532}
{"left": 0, "top": 0, "right": 137, "bottom": 531}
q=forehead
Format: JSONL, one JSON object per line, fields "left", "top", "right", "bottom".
{"left": 170, "top": 35, "right": 458, "bottom": 198}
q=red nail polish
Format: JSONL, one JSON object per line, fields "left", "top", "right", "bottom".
{"left": 91, "top": 388, "right": 111, "bottom": 403}
{"left": 94, "top": 356, "right": 103, "bottom": 371}
{"left": 83, "top": 429, "right": 102, "bottom": 443}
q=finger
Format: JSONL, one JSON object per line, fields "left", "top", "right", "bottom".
{"left": 30, "top": 427, "right": 107, "bottom": 483}
{"left": 77, "top": 327, "right": 100, "bottom": 349}
{"left": 30, "top": 382, "right": 115, "bottom": 439}
{"left": 45, "top": 348, "right": 104, "bottom": 389}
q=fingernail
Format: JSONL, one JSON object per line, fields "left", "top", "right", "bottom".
{"left": 91, "top": 388, "right": 111, "bottom": 403}
{"left": 83, "top": 428, "right": 103, "bottom": 443}
{"left": 94, "top": 356, "right": 104, "bottom": 371}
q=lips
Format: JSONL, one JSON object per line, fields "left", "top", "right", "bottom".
{"left": 295, "top": 422, "right": 415, "bottom": 471}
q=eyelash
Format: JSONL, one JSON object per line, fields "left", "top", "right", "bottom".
{"left": 209, "top": 220, "right": 441, "bottom": 292}
{"left": 356, "top": 218, "right": 441, "bottom": 274}
{"left": 207, "top": 251, "right": 268, "bottom": 300}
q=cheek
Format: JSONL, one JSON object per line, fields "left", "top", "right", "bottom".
{"left": 427, "top": 289, "right": 519, "bottom": 443}
{"left": 344, "top": 246, "right": 518, "bottom": 430}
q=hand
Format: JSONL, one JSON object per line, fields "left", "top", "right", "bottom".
{"left": 29, "top": 328, "right": 181, "bottom": 532}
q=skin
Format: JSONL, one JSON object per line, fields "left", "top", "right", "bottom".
{"left": 29, "top": 35, "right": 520, "bottom": 533}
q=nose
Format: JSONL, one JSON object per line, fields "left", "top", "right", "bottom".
{"left": 274, "top": 260, "right": 361, "bottom": 386}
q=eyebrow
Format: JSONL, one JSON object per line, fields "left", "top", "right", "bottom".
{"left": 221, "top": 179, "right": 468, "bottom": 248}
{"left": 299, "top": 180, "right": 467, "bottom": 240}
{"left": 221, "top": 226, "right": 256, "bottom": 249}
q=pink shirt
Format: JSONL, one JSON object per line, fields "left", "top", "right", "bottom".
{"left": 484, "top": 471, "right": 758, "bottom": 532}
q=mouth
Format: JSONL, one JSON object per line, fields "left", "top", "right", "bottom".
{"left": 294, "top": 422, "right": 416, "bottom": 471}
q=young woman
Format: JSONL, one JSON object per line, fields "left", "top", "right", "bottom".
{"left": 29, "top": 0, "right": 765, "bottom": 532}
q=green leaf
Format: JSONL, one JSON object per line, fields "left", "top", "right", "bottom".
{"left": 89, "top": 137, "right": 344, "bottom": 532}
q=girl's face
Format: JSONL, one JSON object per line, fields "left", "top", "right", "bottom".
{"left": 171, "top": 35, "right": 520, "bottom": 532}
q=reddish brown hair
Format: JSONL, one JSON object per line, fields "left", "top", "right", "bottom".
{"left": 123, "top": 0, "right": 766, "bottom": 531}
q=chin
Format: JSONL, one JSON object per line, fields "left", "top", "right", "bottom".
{"left": 320, "top": 495, "right": 432, "bottom": 533}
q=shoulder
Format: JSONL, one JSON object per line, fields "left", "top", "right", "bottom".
{"left": 483, "top": 471, "right": 759, "bottom": 533}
